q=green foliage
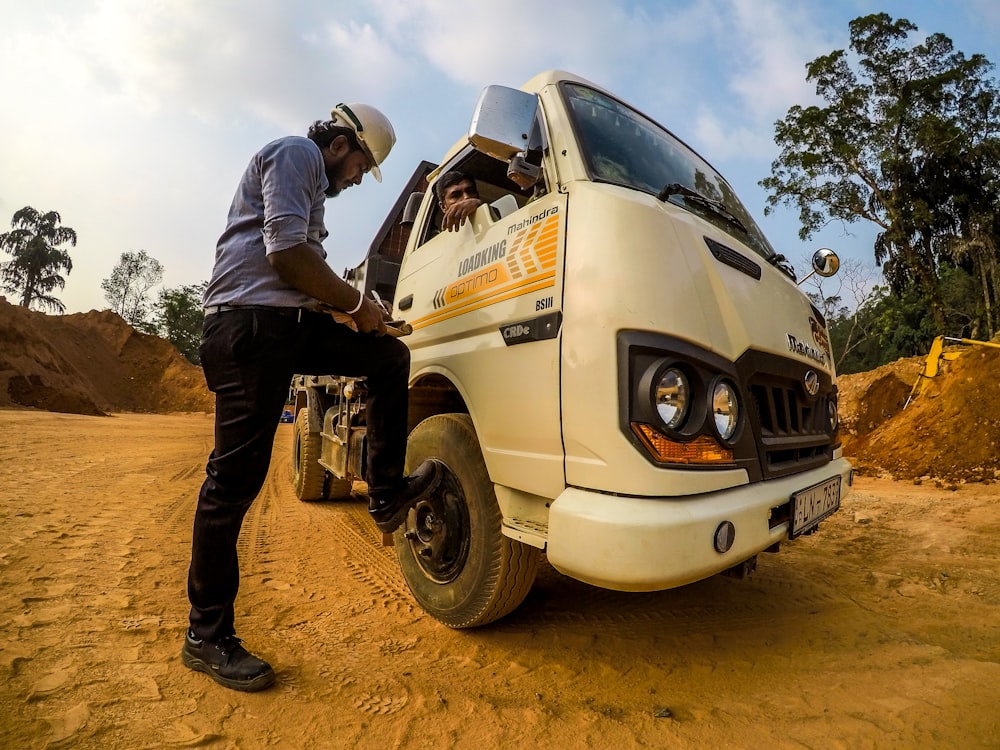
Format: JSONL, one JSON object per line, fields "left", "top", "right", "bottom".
{"left": 101, "top": 250, "right": 164, "bottom": 331}
{"left": 156, "top": 282, "right": 206, "bottom": 365}
{"left": 0, "top": 207, "right": 77, "bottom": 312}
{"left": 827, "top": 284, "right": 926, "bottom": 374}
{"left": 869, "top": 285, "right": 939, "bottom": 363}
{"left": 762, "top": 13, "right": 1000, "bottom": 333}
{"left": 826, "top": 290, "right": 886, "bottom": 375}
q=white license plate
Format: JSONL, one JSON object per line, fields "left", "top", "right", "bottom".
{"left": 790, "top": 476, "right": 841, "bottom": 537}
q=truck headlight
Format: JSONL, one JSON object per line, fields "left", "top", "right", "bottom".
{"left": 828, "top": 399, "right": 839, "bottom": 432}
{"left": 712, "top": 380, "right": 739, "bottom": 441}
{"left": 655, "top": 367, "right": 690, "bottom": 430}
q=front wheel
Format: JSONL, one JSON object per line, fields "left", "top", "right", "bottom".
{"left": 394, "top": 413, "right": 539, "bottom": 627}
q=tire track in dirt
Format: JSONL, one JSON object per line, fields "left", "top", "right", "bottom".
{"left": 155, "top": 458, "right": 205, "bottom": 536}
{"left": 237, "top": 466, "right": 280, "bottom": 576}
{"left": 261, "top": 445, "right": 418, "bottom": 710}
{"left": 265, "top": 432, "right": 411, "bottom": 601}
{"left": 5, "top": 412, "right": 999, "bottom": 749}
{"left": 281, "top": 487, "right": 415, "bottom": 616}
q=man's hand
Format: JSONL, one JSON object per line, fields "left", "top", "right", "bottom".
{"left": 351, "top": 295, "right": 388, "bottom": 335}
{"left": 267, "top": 245, "right": 387, "bottom": 335}
{"left": 441, "top": 198, "right": 482, "bottom": 232}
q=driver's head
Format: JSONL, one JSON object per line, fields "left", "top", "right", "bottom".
{"left": 436, "top": 171, "right": 480, "bottom": 209}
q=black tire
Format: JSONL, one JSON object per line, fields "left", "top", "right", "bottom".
{"left": 394, "top": 413, "right": 539, "bottom": 627}
{"left": 324, "top": 476, "right": 353, "bottom": 501}
{"left": 292, "top": 409, "right": 326, "bottom": 501}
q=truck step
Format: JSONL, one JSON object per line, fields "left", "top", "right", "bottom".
{"left": 502, "top": 517, "right": 548, "bottom": 549}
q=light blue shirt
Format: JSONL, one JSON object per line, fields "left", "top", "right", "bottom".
{"left": 203, "top": 136, "right": 330, "bottom": 309}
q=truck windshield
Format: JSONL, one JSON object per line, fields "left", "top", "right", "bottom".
{"left": 561, "top": 82, "right": 778, "bottom": 262}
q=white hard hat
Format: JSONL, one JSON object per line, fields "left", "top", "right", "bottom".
{"left": 330, "top": 102, "right": 396, "bottom": 182}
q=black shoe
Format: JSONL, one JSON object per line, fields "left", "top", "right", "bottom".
{"left": 181, "top": 631, "right": 275, "bottom": 692}
{"left": 369, "top": 459, "right": 444, "bottom": 533}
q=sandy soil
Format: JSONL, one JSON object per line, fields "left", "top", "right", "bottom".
{"left": 1, "top": 409, "right": 998, "bottom": 749}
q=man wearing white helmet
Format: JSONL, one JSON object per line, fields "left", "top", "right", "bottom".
{"left": 182, "top": 102, "right": 442, "bottom": 692}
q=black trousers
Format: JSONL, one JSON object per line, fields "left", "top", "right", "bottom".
{"left": 186, "top": 308, "right": 410, "bottom": 641}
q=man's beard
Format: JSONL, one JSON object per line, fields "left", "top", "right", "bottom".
{"left": 324, "top": 166, "right": 342, "bottom": 198}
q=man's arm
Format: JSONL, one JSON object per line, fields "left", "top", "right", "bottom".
{"left": 267, "top": 244, "right": 385, "bottom": 334}
{"left": 441, "top": 198, "right": 482, "bottom": 232}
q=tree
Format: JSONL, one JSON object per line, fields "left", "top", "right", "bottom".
{"left": 761, "top": 14, "right": 1000, "bottom": 331}
{"left": 0, "top": 207, "right": 77, "bottom": 312}
{"left": 156, "top": 282, "right": 207, "bottom": 365}
{"left": 101, "top": 250, "right": 164, "bottom": 332}
{"left": 826, "top": 286, "right": 891, "bottom": 375}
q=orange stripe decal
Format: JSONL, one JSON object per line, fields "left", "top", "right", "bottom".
{"left": 413, "top": 213, "right": 561, "bottom": 330}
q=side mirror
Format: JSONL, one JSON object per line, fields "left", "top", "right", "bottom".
{"left": 469, "top": 85, "right": 540, "bottom": 162}
{"left": 811, "top": 248, "right": 840, "bottom": 277}
{"left": 796, "top": 248, "right": 840, "bottom": 286}
{"left": 400, "top": 192, "right": 424, "bottom": 225}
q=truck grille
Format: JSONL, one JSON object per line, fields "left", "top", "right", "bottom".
{"left": 738, "top": 352, "right": 836, "bottom": 480}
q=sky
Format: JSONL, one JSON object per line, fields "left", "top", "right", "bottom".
{"left": 2, "top": 0, "right": 999, "bottom": 314}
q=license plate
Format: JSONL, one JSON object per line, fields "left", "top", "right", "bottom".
{"left": 790, "top": 476, "right": 841, "bottom": 537}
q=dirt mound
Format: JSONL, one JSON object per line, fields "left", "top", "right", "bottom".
{"left": 0, "top": 296, "right": 212, "bottom": 415}
{"left": 839, "top": 344, "right": 1000, "bottom": 482}
{"left": 838, "top": 356, "right": 923, "bottom": 448}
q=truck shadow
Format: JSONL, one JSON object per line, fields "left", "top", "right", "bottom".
{"left": 493, "top": 554, "right": 843, "bottom": 635}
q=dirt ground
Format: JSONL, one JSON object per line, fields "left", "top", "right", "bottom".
{"left": 1, "top": 409, "right": 998, "bottom": 749}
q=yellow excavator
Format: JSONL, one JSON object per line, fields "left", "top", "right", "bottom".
{"left": 904, "top": 335, "right": 1000, "bottom": 408}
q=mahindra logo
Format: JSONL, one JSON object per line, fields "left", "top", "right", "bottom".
{"left": 803, "top": 370, "right": 820, "bottom": 396}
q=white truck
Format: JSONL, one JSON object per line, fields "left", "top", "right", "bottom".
{"left": 290, "top": 70, "right": 851, "bottom": 628}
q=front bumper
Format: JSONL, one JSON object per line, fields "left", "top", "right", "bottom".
{"left": 546, "top": 457, "right": 852, "bottom": 591}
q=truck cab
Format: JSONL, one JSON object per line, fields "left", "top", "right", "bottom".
{"left": 292, "top": 70, "right": 850, "bottom": 627}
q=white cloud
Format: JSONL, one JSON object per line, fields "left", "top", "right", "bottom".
{"left": 691, "top": 108, "right": 774, "bottom": 163}
{"left": 369, "top": 0, "right": 707, "bottom": 99}
{"left": 724, "top": 0, "right": 829, "bottom": 120}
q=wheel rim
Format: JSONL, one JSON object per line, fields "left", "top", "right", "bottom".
{"left": 402, "top": 468, "right": 470, "bottom": 583}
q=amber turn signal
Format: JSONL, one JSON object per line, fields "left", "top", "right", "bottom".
{"left": 631, "top": 423, "right": 734, "bottom": 464}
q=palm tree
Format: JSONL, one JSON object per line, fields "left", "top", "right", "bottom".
{"left": 0, "top": 207, "right": 77, "bottom": 313}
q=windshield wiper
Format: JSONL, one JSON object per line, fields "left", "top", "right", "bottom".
{"left": 767, "top": 253, "right": 797, "bottom": 281}
{"left": 656, "top": 183, "right": 748, "bottom": 234}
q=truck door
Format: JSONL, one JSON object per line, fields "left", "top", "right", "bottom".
{"left": 395, "top": 174, "right": 568, "bottom": 500}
